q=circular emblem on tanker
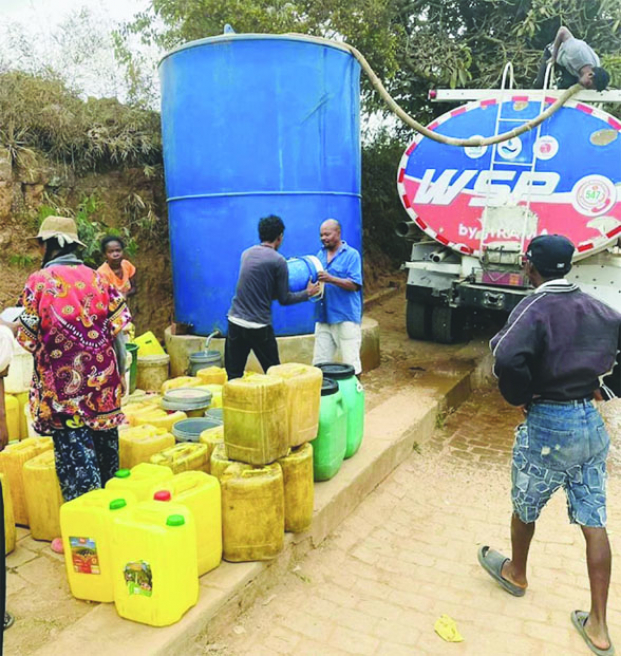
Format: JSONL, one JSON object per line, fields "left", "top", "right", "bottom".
{"left": 534, "top": 135, "right": 559, "bottom": 161}
{"left": 571, "top": 175, "right": 617, "bottom": 217}
{"left": 497, "top": 137, "right": 522, "bottom": 160}
{"left": 465, "top": 137, "right": 488, "bottom": 159}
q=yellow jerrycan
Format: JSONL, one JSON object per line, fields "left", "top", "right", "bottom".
{"left": 160, "top": 376, "right": 202, "bottom": 394}
{"left": 111, "top": 501, "right": 198, "bottom": 626}
{"left": 0, "top": 473, "right": 16, "bottom": 554}
{"left": 199, "top": 426, "right": 224, "bottom": 473}
{"left": 133, "top": 331, "right": 165, "bottom": 357}
{"left": 119, "top": 425, "right": 175, "bottom": 469}
{"left": 195, "top": 384, "right": 223, "bottom": 408}
{"left": 223, "top": 375, "right": 288, "bottom": 465}
{"left": 23, "top": 450, "right": 64, "bottom": 541}
{"left": 135, "top": 411, "right": 187, "bottom": 433}
{"left": 4, "top": 395, "right": 20, "bottom": 441}
{"left": 0, "top": 437, "right": 53, "bottom": 525}
{"left": 221, "top": 463, "right": 284, "bottom": 562}
{"left": 14, "top": 391, "right": 29, "bottom": 439}
{"left": 196, "top": 367, "right": 227, "bottom": 386}
{"left": 267, "top": 363, "right": 323, "bottom": 447}
{"left": 278, "top": 443, "right": 314, "bottom": 533}
{"left": 150, "top": 442, "right": 209, "bottom": 474}
{"left": 123, "top": 403, "right": 164, "bottom": 427}
{"left": 60, "top": 489, "right": 136, "bottom": 602}
{"left": 210, "top": 443, "right": 250, "bottom": 480}
{"left": 105, "top": 463, "right": 173, "bottom": 502}
{"left": 153, "top": 471, "right": 222, "bottom": 576}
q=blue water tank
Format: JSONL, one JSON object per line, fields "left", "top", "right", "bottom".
{"left": 159, "top": 34, "right": 362, "bottom": 336}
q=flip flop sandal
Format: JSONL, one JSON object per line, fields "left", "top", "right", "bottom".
{"left": 477, "top": 546, "right": 526, "bottom": 597}
{"left": 4, "top": 612, "right": 14, "bottom": 630}
{"left": 571, "top": 610, "right": 615, "bottom": 656}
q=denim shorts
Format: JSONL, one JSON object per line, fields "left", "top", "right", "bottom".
{"left": 511, "top": 399, "right": 609, "bottom": 527}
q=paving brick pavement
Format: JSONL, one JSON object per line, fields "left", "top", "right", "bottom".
{"left": 197, "top": 388, "right": 621, "bottom": 655}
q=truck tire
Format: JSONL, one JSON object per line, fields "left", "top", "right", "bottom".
{"left": 431, "top": 306, "right": 462, "bottom": 344}
{"left": 406, "top": 300, "right": 432, "bottom": 340}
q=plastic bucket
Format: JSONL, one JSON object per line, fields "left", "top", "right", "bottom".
{"left": 173, "top": 418, "right": 222, "bottom": 443}
{"left": 286, "top": 256, "right": 323, "bottom": 293}
{"left": 162, "top": 388, "right": 212, "bottom": 418}
{"left": 126, "top": 343, "right": 139, "bottom": 394}
{"left": 136, "top": 354, "right": 171, "bottom": 392}
{"left": 187, "top": 350, "right": 222, "bottom": 376}
{"left": 204, "top": 407, "right": 223, "bottom": 424}
{"left": 4, "top": 346, "right": 34, "bottom": 394}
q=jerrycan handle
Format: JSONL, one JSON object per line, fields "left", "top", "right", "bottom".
{"left": 174, "top": 443, "right": 195, "bottom": 456}
{"left": 169, "top": 473, "right": 204, "bottom": 495}
{"left": 241, "top": 468, "right": 271, "bottom": 478}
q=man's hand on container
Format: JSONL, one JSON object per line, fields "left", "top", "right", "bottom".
{"left": 306, "top": 278, "right": 321, "bottom": 297}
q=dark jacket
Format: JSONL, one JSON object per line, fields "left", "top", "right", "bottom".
{"left": 490, "top": 281, "right": 621, "bottom": 406}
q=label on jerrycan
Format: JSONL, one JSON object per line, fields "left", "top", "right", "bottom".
{"left": 397, "top": 95, "right": 621, "bottom": 259}
{"left": 70, "top": 537, "right": 100, "bottom": 575}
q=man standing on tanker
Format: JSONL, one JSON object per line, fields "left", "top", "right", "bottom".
{"left": 312, "top": 219, "right": 363, "bottom": 374}
{"left": 478, "top": 235, "right": 619, "bottom": 656}
{"left": 226, "top": 214, "right": 320, "bottom": 380}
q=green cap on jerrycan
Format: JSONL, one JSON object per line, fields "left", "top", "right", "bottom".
{"left": 114, "top": 469, "right": 131, "bottom": 479}
{"left": 166, "top": 514, "right": 185, "bottom": 527}
{"left": 109, "top": 499, "right": 127, "bottom": 510}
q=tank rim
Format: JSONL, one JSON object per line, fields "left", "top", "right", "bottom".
{"left": 159, "top": 33, "right": 354, "bottom": 67}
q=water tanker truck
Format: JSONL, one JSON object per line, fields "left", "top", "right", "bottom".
{"left": 397, "top": 82, "right": 621, "bottom": 344}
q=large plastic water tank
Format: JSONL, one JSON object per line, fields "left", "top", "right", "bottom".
{"left": 159, "top": 34, "right": 362, "bottom": 336}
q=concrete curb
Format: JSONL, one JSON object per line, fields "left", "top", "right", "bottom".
{"left": 33, "top": 368, "right": 472, "bottom": 656}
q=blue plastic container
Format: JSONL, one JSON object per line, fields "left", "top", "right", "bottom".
{"left": 159, "top": 34, "right": 362, "bottom": 336}
{"left": 286, "top": 255, "right": 323, "bottom": 293}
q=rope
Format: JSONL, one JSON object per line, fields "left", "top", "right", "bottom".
{"left": 290, "top": 34, "right": 582, "bottom": 148}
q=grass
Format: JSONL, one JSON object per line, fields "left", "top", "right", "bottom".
{"left": 0, "top": 71, "right": 162, "bottom": 173}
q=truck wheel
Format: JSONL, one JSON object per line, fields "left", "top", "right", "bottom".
{"left": 406, "top": 300, "right": 432, "bottom": 340}
{"left": 431, "top": 306, "right": 462, "bottom": 344}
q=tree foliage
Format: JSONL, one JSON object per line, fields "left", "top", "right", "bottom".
{"left": 124, "top": 0, "right": 621, "bottom": 122}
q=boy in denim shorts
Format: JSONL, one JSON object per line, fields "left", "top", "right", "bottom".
{"left": 478, "top": 234, "right": 621, "bottom": 656}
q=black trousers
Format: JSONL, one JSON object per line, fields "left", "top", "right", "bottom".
{"left": 533, "top": 44, "right": 578, "bottom": 89}
{"left": 224, "top": 320, "right": 280, "bottom": 380}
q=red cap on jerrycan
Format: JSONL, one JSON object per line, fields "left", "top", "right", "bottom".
{"left": 153, "top": 490, "right": 171, "bottom": 502}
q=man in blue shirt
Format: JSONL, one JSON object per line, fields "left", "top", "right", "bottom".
{"left": 312, "top": 219, "right": 363, "bottom": 374}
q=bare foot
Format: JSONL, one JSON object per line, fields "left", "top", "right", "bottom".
{"left": 501, "top": 560, "right": 528, "bottom": 590}
{"left": 584, "top": 615, "right": 611, "bottom": 651}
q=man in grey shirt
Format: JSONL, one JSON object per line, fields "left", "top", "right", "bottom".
{"left": 225, "top": 215, "right": 320, "bottom": 379}
{"left": 534, "top": 26, "right": 609, "bottom": 91}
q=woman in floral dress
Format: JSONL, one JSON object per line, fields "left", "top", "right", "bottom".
{"left": 13, "top": 216, "right": 131, "bottom": 551}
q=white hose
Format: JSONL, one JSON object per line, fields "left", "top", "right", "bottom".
{"left": 292, "top": 34, "right": 581, "bottom": 148}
